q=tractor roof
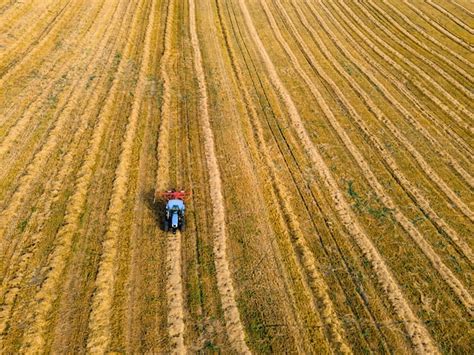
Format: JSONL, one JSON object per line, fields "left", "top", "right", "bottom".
{"left": 167, "top": 199, "right": 184, "bottom": 209}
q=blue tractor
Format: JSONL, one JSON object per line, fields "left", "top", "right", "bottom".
{"left": 158, "top": 190, "right": 189, "bottom": 233}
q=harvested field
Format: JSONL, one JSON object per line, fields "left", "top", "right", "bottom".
{"left": 0, "top": 0, "right": 472, "bottom": 353}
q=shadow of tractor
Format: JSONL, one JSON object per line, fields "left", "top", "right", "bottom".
{"left": 144, "top": 190, "right": 167, "bottom": 232}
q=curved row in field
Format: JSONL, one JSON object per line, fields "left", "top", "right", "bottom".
{"left": 0, "top": 0, "right": 472, "bottom": 352}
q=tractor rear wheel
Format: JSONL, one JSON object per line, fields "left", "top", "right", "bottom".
{"left": 164, "top": 219, "right": 169, "bottom": 232}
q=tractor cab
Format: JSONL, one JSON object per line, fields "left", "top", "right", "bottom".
{"left": 157, "top": 190, "right": 190, "bottom": 234}
{"left": 166, "top": 199, "right": 185, "bottom": 231}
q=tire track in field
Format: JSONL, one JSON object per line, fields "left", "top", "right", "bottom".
{"left": 217, "top": 1, "right": 351, "bottom": 351}
{"left": 377, "top": 0, "right": 474, "bottom": 77}
{"left": 333, "top": 1, "right": 473, "bottom": 133}
{"left": 224, "top": 1, "right": 395, "bottom": 350}
{"left": 237, "top": 1, "right": 438, "bottom": 352}
{"left": 272, "top": 0, "right": 473, "bottom": 319}
{"left": 0, "top": 0, "right": 110, "bottom": 244}
{"left": 402, "top": 0, "right": 471, "bottom": 50}
{"left": 0, "top": 0, "right": 104, "bottom": 171}
{"left": 427, "top": 1, "right": 473, "bottom": 35}
{"left": 14, "top": 1, "right": 145, "bottom": 351}
{"left": 216, "top": 5, "right": 316, "bottom": 352}
{"left": 300, "top": 1, "right": 474, "bottom": 263}
{"left": 304, "top": 2, "right": 474, "bottom": 193}
{"left": 0, "top": 0, "right": 18, "bottom": 15}
{"left": 353, "top": 1, "right": 473, "bottom": 109}
{"left": 315, "top": 1, "right": 474, "bottom": 190}
{"left": 86, "top": 0, "right": 156, "bottom": 352}
{"left": 0, "top": 0, "right": 37, "bottom": 41}
{"left": 257, "top": 2, "right": 374, "bottom": 351}
{"left": 0, "top": 0, "right": 74, "bottom": 81}
{"left": 317, "top": 1, "right": 474, "bottom": 223}
{"left": 383, "top": 0, "right": 473, "bottom": 69}
{"left": 448, "top": 0, "right": 474, "bottom": 17}
{"left": 315, "top": 0, "right": 473, "bottom": 161}
{"left": 227, "top": 1, "right": 358, "bottom": 353}
{"left": 154, "top": 0, "right": 186, "bottom": 352}
{"left": 0, "top": 1, "right": 129, "bottom": 343}
{"left": 362, "top": 0, "right": 472, "bottom": 101}
{"left": 189, "top": 1, "right": 249, "bottom": 352}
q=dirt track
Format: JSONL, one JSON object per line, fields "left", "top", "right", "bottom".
{"left": 0, "top": 0, "right": 472, "bottom": 353}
